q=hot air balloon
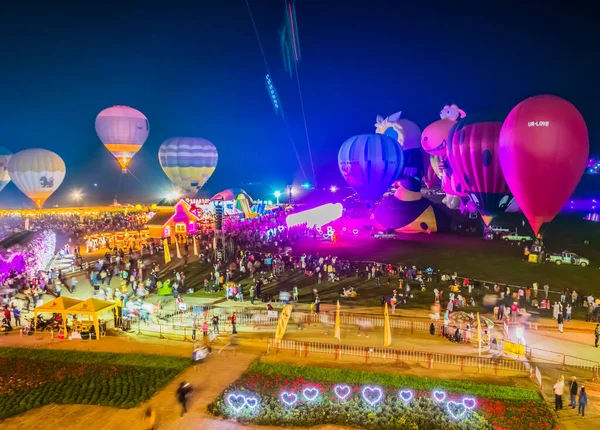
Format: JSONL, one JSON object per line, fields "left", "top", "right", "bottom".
{"left": 95, "top": 106, "right": 149, "bottom": 172}
{"left": 338, "top": 134, "right": 403, "bottom": 203}
{"left": 499, "top": 95, "right": 589, "bottom": 235}
{"left": 8, "top": 149, "right": 66, "bottom": 208}
{"left": 159, "top": 137, "right": 219, "bottom": 196}
{"left": 0, "top": 147, "right": 11, "bottom": 193}
{"left": 447, "top": 120, "right": 513, "bottom": 225}
{"left": 423, "top": 162, "right": 440, "bottom": 189}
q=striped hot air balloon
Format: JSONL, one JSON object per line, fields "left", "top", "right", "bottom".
{"left": 338, "top": 134, "right": 404, "bottom": 203}
{"left": 158, "top": 137, "right": 218, "bottom": 196}
{"left": 95, "top": 105, "right": 149, "bottom": 172}
{"left": 8, "top": 149, "right": 66, "bottom": 208}
{"left": 0, "top": 146, "right": 11, "bottom": 193}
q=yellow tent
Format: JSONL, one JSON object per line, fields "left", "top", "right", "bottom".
{"left": 33, "top": 297, "right": 117, "bottom": 341}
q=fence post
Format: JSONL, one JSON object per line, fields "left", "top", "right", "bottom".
{"left": 159, "top": 324, "right": 164, "bottom": 339}
{"left": 428, "top": 353, "right": 433, "bottom": 369}
{"left": 460, "top": 357, "right": 464, "bottom": 372}
{"left": 396, "top": 350, "right": 399, "bottom": 364}
{"left": 335, "top": 344, "right": 339, "bottom": 360}
{"left": 410, "top": 321, "right": 414, "bottom": 334}
{"left": 494, "top": 361, "right": 498, "bottom": 376}
{"left": 137, "top": 318, "right": 141, "bottom": 335}
{"left": 365, "top": 347, "right": 369, "bottom": 364}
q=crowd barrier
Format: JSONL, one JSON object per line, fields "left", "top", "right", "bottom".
{"left": 525, "top": 345, "right": 600, "bottom": 377}
{"left": 266, "top": 338, "right": 531, "bottom": 375}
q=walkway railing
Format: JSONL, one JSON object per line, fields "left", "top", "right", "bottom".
{"left": 525, "top": 345, "right": 600, "bottom": 377}
{"left": 266, "top": 338, "right": 530, "bottom": 375}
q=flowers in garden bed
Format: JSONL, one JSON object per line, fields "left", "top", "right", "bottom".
{"left": 209, "top": 371, "right": 558, "bottom": 430}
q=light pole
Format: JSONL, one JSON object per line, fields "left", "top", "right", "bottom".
{"left": 274, "top": 190, "right": 281, "bottom": 206}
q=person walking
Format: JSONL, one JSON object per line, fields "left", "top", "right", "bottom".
{"left": 202, "top": 320, "right": 209, "bottom": 337}
{"left": 12, "top": 307, "right": 21, "bottom": 327}
{"left": 293, "top": 285, "right": 298, "bottom": 302}
{"left": 143, "top": 406, "right": 156, "bottom": 430}
{"left": 176, "top": 382, "right": 193, "bottom": 417}
{"left": 557, "top": 313, "right": 564, "bottom": 333}
{"left": 595, "top": 324, "right": 600, "bottom": 348}
{"left": 569, "top": 377, "right": 578, "bottom": 408}
{"left": 212, "top": 315, "right": 219, "bottom": 334}
{"left": 231, "top": 312, "right": 237, "bottom": 334}
{"left": 578, "top": 386, "right": 588, "bottom": 417}
{"left": 553, "top": 376, "right": 564, "bottom": 411}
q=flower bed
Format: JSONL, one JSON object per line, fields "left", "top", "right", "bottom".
{"left": 0, "top": 347, "right": 189, "bottom": 419}
{"left": 208, "top": 363, "right": 557, "bottom": 430}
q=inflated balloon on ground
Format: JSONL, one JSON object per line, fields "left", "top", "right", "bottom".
{"left": 447, "top": 120, "right": 513, "bottom": 225}
{"left": 498, "top": 95, "right": 589, "bottom": 235}
{"left": 338, "top": 134, "right": 403, "bottom": 203}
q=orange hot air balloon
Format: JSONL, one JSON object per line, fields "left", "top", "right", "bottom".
{"left": 95, "top": 106, "right": 149, "bottom": 172}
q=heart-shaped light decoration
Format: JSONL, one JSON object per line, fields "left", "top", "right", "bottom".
{"left": 462, "top": 397, "right": 476, "bottom": 410}
{"left": 352, "top": 229, "right": 359, "bottom": 235}
{"left": 342, "top": 227, "right": 347, "bottom": 232}
{"left": 361, "top": 386, "right": 383, "bottom": 406}
{"left": 399, "top": 389, "right": 414, "bottom": 403}
{"left": 446, "top": 401, "right": 467, "bottom": 419}
{"left": 278, "top": 225, "right": 285, "bottom": 232}
{"left": 322, "top": 233, "right": 331, "bottom": 239}
{"left": 316, "top": 227, "right": 322, "bottom": 234}
{"left": 327, "top": 226, "right": 334, "bottom": 232}
{"left": 302, "top": 387, "right": 320, "bottom": 401}
{"left": 245, "top": 396, "right": 259, "bottom": 409}
{"left": 334, "top": 384, "right": 351, "bottom": 401}
{"left": 432, "top": 390, "right": 447, "bottom": 403}
{"left": 227, "top": 394, "right": 247, "bottom": 413}
{"left": 280, "top": 391, "right": 298, "bottom": 407}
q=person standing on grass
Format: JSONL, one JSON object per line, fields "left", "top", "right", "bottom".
{"left": 176, "top": 382, "right": 193, "bottom": 417}
{"left": 12, "top": 307, "right": 21, "bottom": 327}
{"left": 202, "top": 320, "right": 208, "bottom": 337}
{"left": 553, "top": 375, "right": 564, "bottom": 411}
{"left": 578, "top": 386, "right": 588, "bottom": 417}
{"left": 595, "top": 324, "right": 600, "bottom": 348}
{"left": 569, "top": 377, "right": 578, "bottom": 408}
{"left": 212, "top": 315, "right": 219, "bottom": 334}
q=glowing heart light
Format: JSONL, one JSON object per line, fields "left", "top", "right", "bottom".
{"left": 302, "top": 387, "right": 320, "bottom": 401}
{"left": 278, "top": 225, "right": 285, "bottom": 232}
{"left": 342, "top": 227, "right": 347, "bottom": 231}
{"left": 322, "top": 233, "right": 331, "bottom": 239}
{"left": 432, "top": 391, "right": 447, "bottom": 403}
{"left": 446, "top": 401, "right": 467, "bottom": 419}
{"left": 398, "top": 389, "right": 414, "bottom": 403}
{"left": 245, "top": 396, "right": 259, "bottom": 409}
{"left": 352, "top": 229, "right": 359, "bottom": 235}
{"left": 227, "top": 394, "right": 248, "bottom": 413}
{"left": 280, "top": 391, "right": 298, "bottom": 407}
{"left": 334, "top": 384, "right": 352, "bottom": 401}
{"left": 316, "top": 227, "right": 322, "bottom": 234}
{"left": 462, "top": 397, "right": 476, "bottom": 410}
{"left": 361, "top": 386, "right": 383, "bottom": 406}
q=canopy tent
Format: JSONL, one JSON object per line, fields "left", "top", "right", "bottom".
{"left": 34, "top": 297, "right": 117, "bottom": 340}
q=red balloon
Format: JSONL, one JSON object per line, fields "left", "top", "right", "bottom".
{"left": 499, "top": 95, "right": 589, "bottom": 235}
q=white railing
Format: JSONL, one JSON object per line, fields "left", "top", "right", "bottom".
{"left": 266, "top": 338, "right": 530, "bottom": 374}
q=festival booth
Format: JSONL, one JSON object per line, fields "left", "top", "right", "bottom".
{"left": 146, "top": 198, "right": 201, "bottom": 240}
{"left": 84, "top": 229, "right": 149, "bottom": 253}
{"left": 210, "top": 188, "right": 256, "bottom": 219}
{"left": 34, "top": 297, "right": 117, "bottom": 340}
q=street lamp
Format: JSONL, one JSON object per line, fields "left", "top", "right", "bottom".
{"left": 330, "top": 185, "right": 338, "bottom": 193}
{"left": 274, "top": 190, "right": 281, "bottom": 205}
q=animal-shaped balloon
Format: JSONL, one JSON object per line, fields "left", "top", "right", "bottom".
{"left": 421, "top": 105, "right": 466, "bottom": 156}
{"left": 440, "top": 104, "right": 467, "bottom": 121}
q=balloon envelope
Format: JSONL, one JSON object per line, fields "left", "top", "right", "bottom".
{"left": 0, "top": 146, "right": 11, "bottom": 193}
{"left": 447, "top": 120, "right": 513, "bottom": 224}
{"left": 421, "top": 118, "right": 455, "bottom": 156}
{"left": 159, "top": 137, "right": 219, "bottom": 196}
{"left": 499, "top": 95, "right": 589, "bottom": 235}
{"left": 338, "top": 134, "right": 404, "bottom": 202}
{"left": 95, "top": 105, "right": 149, "bottom": 171}
{"left": 8, "top": 148, "right": 66, "bottom": 208}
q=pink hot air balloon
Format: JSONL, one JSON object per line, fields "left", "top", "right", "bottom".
{"left": 447, "top": 121, "right": 513, "bottom": 225}
{"left": 499, "top": 95, "right": 589, "bottom": 235}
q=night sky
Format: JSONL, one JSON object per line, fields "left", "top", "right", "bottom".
{"left": 0, "top": 1, "right": 598, "bottom": 208}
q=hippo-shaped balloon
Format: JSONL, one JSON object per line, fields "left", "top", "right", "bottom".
{"left": 421, "top": 105, "right": 466, "bottom": 156}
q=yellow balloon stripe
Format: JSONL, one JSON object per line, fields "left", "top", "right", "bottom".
{"left": 163, "top": 166, "right": 215, "bottom": 191}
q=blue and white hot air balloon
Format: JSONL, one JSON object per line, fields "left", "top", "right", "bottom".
{"left": 158, "top": 137, "right": 218, "bottom": 196}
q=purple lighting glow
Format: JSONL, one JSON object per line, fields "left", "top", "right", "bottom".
{"left": 285, "top": 203, "right": 343, "bottom": 228}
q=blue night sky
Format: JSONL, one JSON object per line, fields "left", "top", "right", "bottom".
{"left": 0, "top": 1, "right": 598, "bottom": 207}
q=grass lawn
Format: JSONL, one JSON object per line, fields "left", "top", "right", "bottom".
{"left": 0, "top": 347, "right": 190, "bottom": 420}
{"left": 208, "top": 361, "right": 556, "bottom": 430}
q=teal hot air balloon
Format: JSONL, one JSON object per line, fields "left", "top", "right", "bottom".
{"left": 0, "top": 147, "right": 12, "bottom": 193}
{"left": 338, "top": 134, "right": 404, "bottom": 202}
